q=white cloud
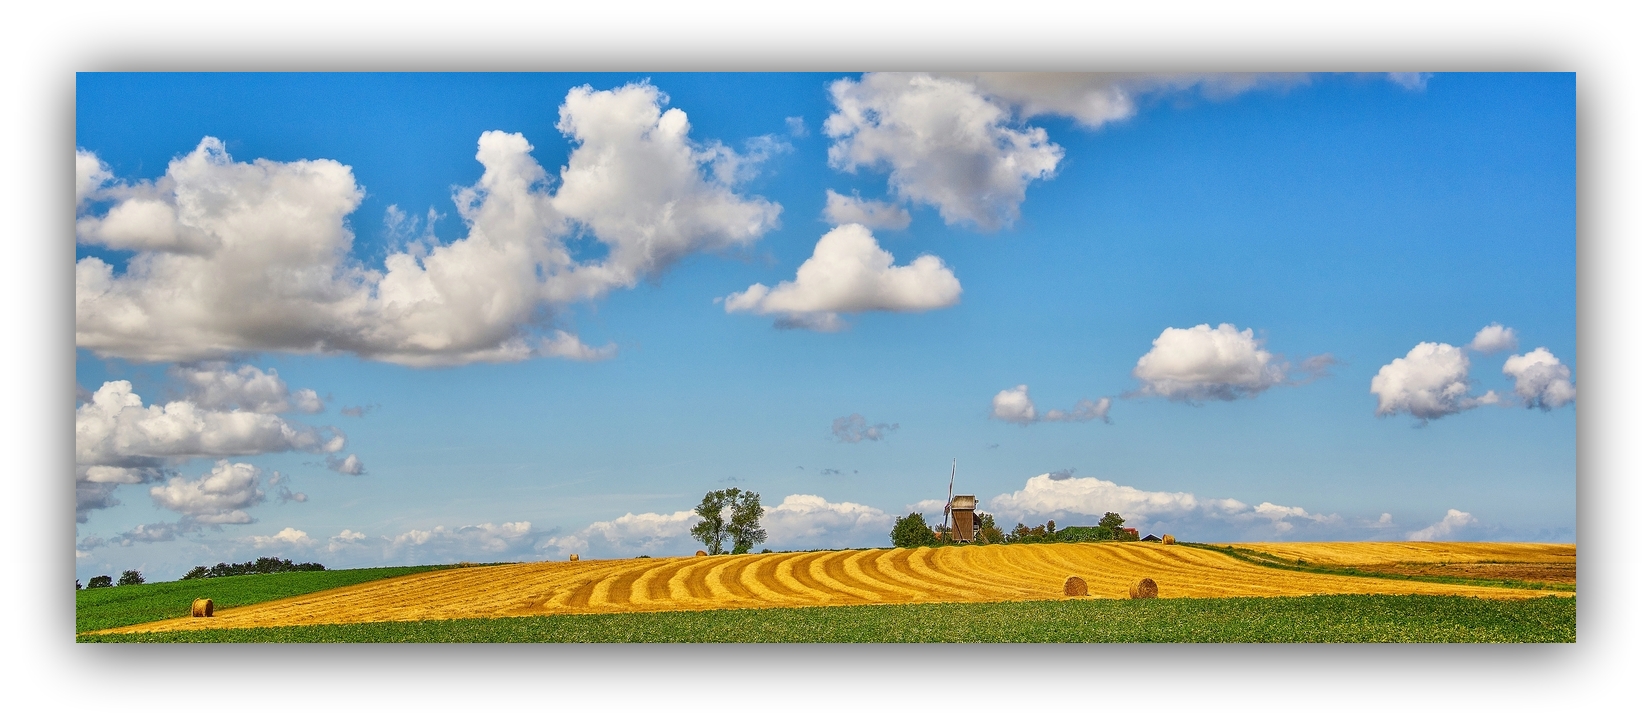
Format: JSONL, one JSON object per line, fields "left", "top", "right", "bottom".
{"left": 327, "top": 453, "right": 366, "bottom": 476}
{"left": 991, "top": 385, "right": 1038, "bottom": 424}
{"left": 722, "top": 224, "right": 960, "bottom": 331}
{"left": 822, "top": 189, "right": 911, "bottom": 230}
{"left": 825, "top": 73, "right": 1063, "bottom": 230}
{"left": 327, "top": 529, "right": 367, "bottom": 553}
{"left": 75, "top": 81, "right": 777, "bottom": 367}
{"left": 1132, "top": 323, "right": 1291, "bottom": 401}
{"left": 170, "top": 362, "right": 322, "bottom": 414}
{"left": 387, "top": 521, "right": 536, "bottom": 559}
{"left": 548, "top": 510, "right": 699, "bottom": 558}
{"left": 762, "top": 494, "right": 893, "bottom": 550}
{"left": 1386, "top": 72, "right": 1432, "bottom": 91}
{"left": 831, "top": 414, "right": 898, "bottom": 443}
{"left": 1468, "top": 323, "right": 1519, "bottom": 353}
{"left": 1408, "top": 509, "right": 1477, "bottom": 541}
{"left": 76, "top": 380, "right": 345, "bottom": 470}
{"left": 243, "top": 527, "right": 315, "bottom": 549}
{"left": 1371, "top": 342, "right": 1498, "bottom": 420}
{"left": 75, "top": 149, "right": 113, "bottom": 207}
{"left": 984, "top": 473, "right": 1343, "bottom": 540}
{"left": 941, "top": 72, "right": 1312, "bottom": 129}
{"left": 1503, "top": 348, "right": 1577, "bottom": 410}
{"left": 148, "top": 460, "right": 267, "bottom": 525}
{"left": 990, "top": 384, "right": 1110, "bottom": 424}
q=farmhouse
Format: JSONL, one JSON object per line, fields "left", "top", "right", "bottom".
{"left": 1141, "top": 534, "right": 1162, "bottom": 543}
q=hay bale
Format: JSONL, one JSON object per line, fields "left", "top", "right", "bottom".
{"left": 569, "top": 553, "right": 579, "bottom": 562}
{"left": 695, "top": 550, "right": 708, "bottom": 557}
{"left": 1128, "top": 578, "right": 1159, "bottom": 599}
{"left": 1063, "top": 576, "right": 1088, "bottom": 596}
{"left": 191, "top": 598, "right": 213, "bottom": 617}
{"left": 1163, "top": 534, "right": 1176, "bottom": 545}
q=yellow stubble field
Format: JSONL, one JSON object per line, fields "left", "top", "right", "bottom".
{"left": 101, "top": 541, "right": 1572, "bottom": 635}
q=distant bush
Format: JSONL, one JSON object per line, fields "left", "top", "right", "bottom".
{"left": 87, "top": 576, "right": 112, "bottom": 589}
{"left": 890, "top": 512, "right": 939, "bottom": 548}
{"left": 178, "top": 557, "right": 326, "bottom": 580}
{"left": 117, "top": 570, "right": 145, "bottom": 586}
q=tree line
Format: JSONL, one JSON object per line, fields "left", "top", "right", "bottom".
{"left": 889, "top": 511, "right": 1142, "bottom": 548}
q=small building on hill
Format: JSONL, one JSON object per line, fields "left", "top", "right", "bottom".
{"left": 1141, "top": 534, "right": 1162, "bottom": 543}
{"left": 948, "top": 495, "right": 982, "bottom": 542}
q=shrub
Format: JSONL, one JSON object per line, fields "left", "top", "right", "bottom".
{"left": 87, "top": 575, "right": 112, "bottom": 589}
{"left": 890, "top": 512, "right": 937, "bottom": 548}
{"left": 117, "top": 570, "right": 145, "bottom": 586}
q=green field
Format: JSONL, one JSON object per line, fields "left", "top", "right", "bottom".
{"left": 75, "top": 565, "right": 449, "bottom": 634}
{"left": 79, "top": 594, "right": 1575, "bottom": 643}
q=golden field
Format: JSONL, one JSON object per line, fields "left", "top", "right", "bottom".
{"left": 1234, "top": 542, "right": 1576, "bottom": 584}
{"left": 99, "top": 542, "right": 1572, "bottom": 635}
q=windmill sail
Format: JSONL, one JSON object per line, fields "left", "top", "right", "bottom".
{"left": 942, "top": 458, "right": 956, "bottom": 540}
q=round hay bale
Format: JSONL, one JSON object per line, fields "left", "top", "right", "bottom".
{"left": 1163, "top": 534, "right": 1176, "bottom": 545}
{"left": 695, "top": 550, "right": 708, "bottom": 557}
{"left": 1128, "top": 578, "right": 1159, "bottom": 599}
{"left": 191, "top": 598, "right": 213, "bottom": 617}
{"left": 569, "top": 553, "right": 579, "bottom": 562}
{"left": 1063, "top": 576, "right": 1088, "bottom": 596}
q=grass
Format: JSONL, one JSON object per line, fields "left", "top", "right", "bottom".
{"left": 1185, "top": 543, "right": 1577, "bottom": 592}
{"left": 76, "top": 565, "right": 451, "bottom": 634}
{"left": 78, "top": 594, "right": 1575, "bottom": 643}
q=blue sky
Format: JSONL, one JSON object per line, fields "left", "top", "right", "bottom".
{"left": 73, "top": 72, "right": 1575, "bottom": 581}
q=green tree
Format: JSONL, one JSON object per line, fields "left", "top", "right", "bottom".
{"left": 890, "top": 512, "right": 935, "bottom": 548}
{"left": 86, "top": 575, "right": 112, "bottom": 589}
{"left": 973, "top": 513, "right": 1005, "bottom": 544}
{"left": 1099, "top": 512, "right": 1128, "bottom": 540}
{"left": 728, "top": 489, "right": 767, "bottom": 554}
{"left": 117, "top": 569, "right": 144, "bottom": 586}
{"left": 691, "top": 489, "right": 736, "bottom": 554}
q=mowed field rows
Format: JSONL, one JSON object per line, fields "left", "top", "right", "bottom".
{"left": 99, "top": 542, "right": 1571, "bottom": 635}
{"left": 1231, "top": 542, "right": 1577, "bottom": 584}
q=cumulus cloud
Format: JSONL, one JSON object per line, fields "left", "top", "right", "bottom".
{"left": 991, "top": 385, "right": 1112, "bottom": 425}
{"left": 327, "top": 453, "right": 366, "bottom": 475}
{"left": 76, "top": 380, "right": 345, "bottom": 471}
{"left": 1467, "top": 323, "right": 1519, "bottom": 354}
{"left": 387, "top": 521, "right": 537, "bottom": 560}
{"left": 985, "top": 473, "right": 1344, "bottom": 539}
{"left": 148, "top": 460, "right": 270, "bottom": 525}
{"left": 825, "top": 73, "right": 1062, "bottom": 230}
{"left": 1371, "top": 342, "right": 1498, "bottom": 421}
{"left": 721, "top": 224, "right": 960, "bottom": 331}
{"left": 243, "top": 527, "right": 315, "bottom": 548}
{"left": 991, "top": 385, "right": 1038, "bottom": 424}
{"left": 1503, "top": 348, "right": 1577, "bottom": 410}
{"left": 170, "top": 362, "right": 323, "bottom": 414}
{"left": 822, "top": 190, "right": 911, "bottom": 230}
{"left": 76, "top": 149, "right": 113, "bottom": 207}
{"left": 542, "top": 510, "right": 698, "bottom": 558}
{"left": 1408, "top": 509, "right": 1477, "bottom": 541}
{"left": 328, "top": 529, "right": 367, "bottom": 552}
{"left": 1132, "top": 324, "right": 1301, "bottom": 401}
{"left": 831, "top": 413, "right": 898, "bottom": 443}
{"left": 75, "top": 82, "right": 777, "bottom": 367}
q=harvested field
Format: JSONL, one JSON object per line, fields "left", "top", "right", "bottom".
{"left": 1231, "top": 542, "right": 1576, "bottom": 584}
{"left": 96, "top": 542, "right": 1572, "bottom": 636}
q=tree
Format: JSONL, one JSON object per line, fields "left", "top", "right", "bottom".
{"left": 75, "top": 579, "right": 82, "bottom": 590}
{"left": 87, "top": 575, "right": 112, "bottom": 589}
{"left": 692, "top": 487, "right": 762, "bottom": 555}
{"left": 1099, "top": 512, "right": 1131, "bottom": 541}
{"left": 728, "top": 489, "right": 767, "bottom": 554}
{"left": 117, "top": 569, "right": 145, "bottom": 586}
{"left": 890, "top": 512, "right": 936, "bottom": 548}
{"left": 973, "top": 513, "right": 1005, "bottom": 544}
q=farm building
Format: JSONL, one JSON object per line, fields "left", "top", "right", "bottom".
{"left": 1122, "top": 527, "right": 1138, "bottom": 538}
{"left": 947, "top": 495, "right": 983, "bottom": 542}
{"left": 1141, "top": 534, "right": 1162, "bottom": 543}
